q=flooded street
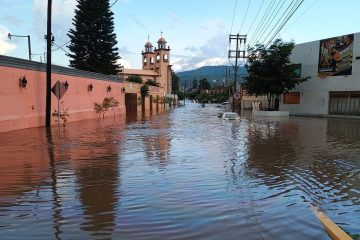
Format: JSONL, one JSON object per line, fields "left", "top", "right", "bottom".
{"left": 0, "top": 102, "right": 359, "bottom": 239}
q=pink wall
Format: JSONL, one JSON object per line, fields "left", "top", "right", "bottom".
{"left": 0, "top": 65, "right": 126, "bottom": 133}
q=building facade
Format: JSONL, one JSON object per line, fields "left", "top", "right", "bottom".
{"left": 280, "top": 32, "right": 360, "bottom": 117}
{"left": 122, "top": 35, "right": 172, "bottom": 95}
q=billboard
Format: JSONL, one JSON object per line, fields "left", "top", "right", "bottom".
{"left": 318, "top": 34, "right": 354, "bottom": 77}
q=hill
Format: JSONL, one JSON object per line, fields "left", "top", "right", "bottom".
{"left": 176, "top": 65, "right": 247, "bottom": 88}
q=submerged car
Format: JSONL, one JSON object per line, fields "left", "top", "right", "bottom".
{"left": 219, "top": 112, "right": 240, "bottom": 120}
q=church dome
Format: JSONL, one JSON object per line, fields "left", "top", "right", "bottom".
{"left": 144, "top": 41, "right": 153, "bottom": 48}
{"left": 157, "top": 37, "right": 167, "bottom": 44}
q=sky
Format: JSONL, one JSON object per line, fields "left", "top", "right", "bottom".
{"left": 1, "top": 0, "right": 360, "bottom": 72}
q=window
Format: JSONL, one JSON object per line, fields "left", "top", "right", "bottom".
{"left": 143, "top": 57, "right": 147, "bottom": 64}
{"left": 150, "top": 57, "right": 154, "bottom": 64}
{"left": 293, "top": 64, "right": 302, "bottom": 78}
{"left": 283, "top": 92, "right": 300, "bottom": 104}
{"left": 156, "top": 54, "right": 160, "bottom": 62}
{"left": 163, "top": 54, "right": 168, "bottom": 61}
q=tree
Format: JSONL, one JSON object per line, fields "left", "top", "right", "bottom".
{"left": 127, "top": 75, "right": 143, "bottom": 83}
{"left": 140, "top": 85, "right": 149, "bottom": 112}
{"left": 244, "top": 39, "right": 309, "bottom": 110}
{"left": 94, "top": 97, "right": 120, "bottom": 119}
{"left": 140, "top": 85, "right": 149, "bottom": 99}
{"left": 67, "top": 0, "right": 120, "bottom": 75}
{"left": 171, "top": 71, "right": 179, "bottom": 93}
{"left": 199, "top": 78, "right": 211, "bottom": 90}
{"left": 192, "top": 78, "right": 198, "bottom": 89}
{"left": 145, "top": 79, "right": 159, "bottom": 87}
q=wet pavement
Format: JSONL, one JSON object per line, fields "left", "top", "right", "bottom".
{"left": 0, "top": 102, "right": 359, "bottom": 239}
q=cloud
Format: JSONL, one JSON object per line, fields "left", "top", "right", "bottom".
{"left": 0, "top": 25, "right": 16, "bottom": 54}
{"left": 1, "top": 16, "right": 23, "bottom": 28}
{"left": 184, "top": 46, "right": 198, "bottom": 53}
{"left": 117, "top": 58, "right": 131, "bottom": 68}
{"left": 173, "top": 33, "right": 228, "bottom": 72}
{"left": 194, "top": 57, "right": 227, "bottom": 69}
{"left": 200, "top": 19, "right": 226, "bottom": 32}
{"left": 31, "top": 0, "right": 77, "bottom": 43}
{"left": 119, "top": 46, "right": 135, "bottom": 55}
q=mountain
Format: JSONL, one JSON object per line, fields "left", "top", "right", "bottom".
{"left": 176, "top": 65, "right": 247, "bottom": 88}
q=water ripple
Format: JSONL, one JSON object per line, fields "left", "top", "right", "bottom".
{"left": 0, "top": 103, "right": 359, "bottom": 239}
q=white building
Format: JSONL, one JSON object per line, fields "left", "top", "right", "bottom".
{"left": 280, "top": 32, "right": 360, "bottom": 117}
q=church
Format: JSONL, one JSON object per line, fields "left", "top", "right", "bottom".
{"left": 121, "top": 35, "right": 172, "bottom": 95}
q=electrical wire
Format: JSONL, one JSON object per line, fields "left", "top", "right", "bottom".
{"left": 53, "top": 42, "right": 110, "bottom": 73}
{"left": 246, "top": 0, "right": 266, "bottom": 35}
{"left": 230, "top": 0, "right": 238, "bottom": 34}
{"left": 278, "top": 0, "right": 319, "bottom": 36}
{"left": 255, "top": 0, "right": 286, "bottom": 44}
{"left": 238, "top": 0, "right": 251, "bottom": 34}
{"left": 248, "top": 0, "right": 276, "bottom": 45}
{"left": 265, "top": 0, "right": 305, "bottom": 47}
{"left": 259, "top": 0, "right": 295, "bottom": 45}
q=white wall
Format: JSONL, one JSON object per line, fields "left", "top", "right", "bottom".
{"left": 280, "top": 32, "right": 360, "bottom": 115}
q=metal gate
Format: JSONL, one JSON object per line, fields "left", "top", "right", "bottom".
{"left": 329, "top": 91, "right": 360, "bottom": 116}
{"left": 125, "top": 93, "right": 138, "bottom": 113}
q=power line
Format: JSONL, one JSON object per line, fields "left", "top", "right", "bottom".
{"left": 248, "top": 0, "right": 276, "bottom": 45}
{"left": 246, "top": 0, "right": 266, "bottom": 35}
{"left": 53, "top": 42, "right": 110, "bottom": 74}
{"left": 238, "top": 0, "right": 251, "bottom": 34}
{"left": 279, "top": 0, "right": 319, "bottom": 36}
{"left": 255, "top": 0, "right": 286, "bottom": 44}
{"left": 258, "top": 0, "right": 295, "bottom": 45}
{"left": 265, "top": 0, "right": 302, "bottom": 46}
{"left": 230, "top": 0, "right": 238, "bottom": 34}
{"left": 265, "top": 0, "right": 305, "bottom": 47}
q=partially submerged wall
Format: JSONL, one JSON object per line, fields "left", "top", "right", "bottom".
{"left": 0, "top": 56, "right": 127, "bottom": 132}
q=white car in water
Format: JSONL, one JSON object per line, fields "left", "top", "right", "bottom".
{"left": 218, "top": 112, "right": 240, "bottom": 120}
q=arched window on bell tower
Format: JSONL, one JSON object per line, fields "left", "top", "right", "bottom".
{"left": 163, "top": 54, "right": 168, "bottom": 62}
{"left": 143, "top": 56, "right": 147, "bottom": 65}
{"left": 156, "top": 53, "right": 160, "bottom": 62}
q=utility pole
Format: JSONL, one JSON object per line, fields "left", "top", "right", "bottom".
{"left": 183, "top": 80, "right": 186, "bottom": 106}
{"left": 45, "top": 0, "right": 52, "bottom": 128}
{"left": 228, "top": 34, "right": 246, "bottom": 112}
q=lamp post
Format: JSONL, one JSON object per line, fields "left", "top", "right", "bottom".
{"left": 8, "top": 33, "right": 32, "bottom": 61}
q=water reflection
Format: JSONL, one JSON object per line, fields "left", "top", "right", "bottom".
{"left": 46, "top": 129, "right": 62, "bottom": 240}
{"left": 245, "top": 120, "right": 297, "bottom": 179}
{"left": 0, "top": 104, "right": 359, "bottom": 239}
{"left": 59, "top": 117, "right": 125, "bottom": 238}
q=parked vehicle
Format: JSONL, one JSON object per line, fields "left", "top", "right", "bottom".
{"left": 219, "top": 112, "right": 240, "bottom": 120}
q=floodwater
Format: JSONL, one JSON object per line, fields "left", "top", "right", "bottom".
{"left": 0, "top": 102, "right": 359, "bottom": 240}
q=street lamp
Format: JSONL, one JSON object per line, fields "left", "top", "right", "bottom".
{"left": 8, "top": 33, "right": 32, "bottom": 61}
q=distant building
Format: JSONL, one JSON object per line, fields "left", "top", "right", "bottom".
{"left": 280, "top": 32, "right": 360, "bottom": 117}
{"left": 122, "top": 35, "right": 172, "bottom": 94}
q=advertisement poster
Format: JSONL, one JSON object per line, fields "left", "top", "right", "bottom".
{"left": 318, "top": 34, "right": 354, "bottom": 77}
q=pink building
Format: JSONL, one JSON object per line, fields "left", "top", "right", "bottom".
{"left": 0, "top": 55, "right": 127, "bottom": 132}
